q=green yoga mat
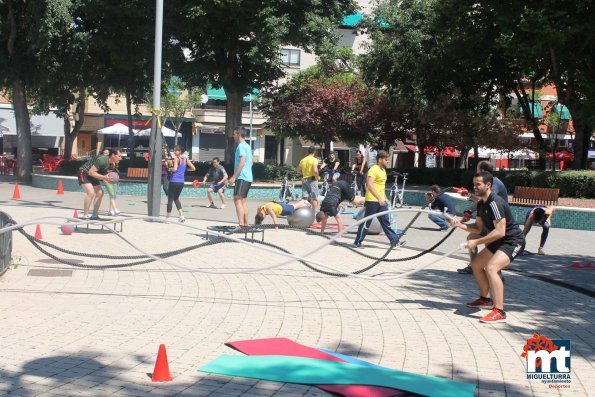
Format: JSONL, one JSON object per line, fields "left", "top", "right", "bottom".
{"left": 199, "top": 355, "right": 475, "bottom": 397}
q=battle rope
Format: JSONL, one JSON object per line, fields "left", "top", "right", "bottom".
{"left": 1, "top": 210, "right": 464, "bottom": 280}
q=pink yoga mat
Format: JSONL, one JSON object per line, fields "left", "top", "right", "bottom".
{"left": 226, "top": 337, "right": 406, "bottom": 397}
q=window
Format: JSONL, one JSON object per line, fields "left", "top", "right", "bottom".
{"left": 280, "top": 48, "right": 300, "bottom": 66}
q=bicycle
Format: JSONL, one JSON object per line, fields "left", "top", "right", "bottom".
{"left": 350, "top": 171, "right": 362, "bottom": 198}
{"left": 278, "top": 172, "right": 298, "bottom": 203}
{"left": 388, "top": 172, "right": 408, "bottom": 208}
{"left": 320, "top": 170, "right": 331, "bottom": 197}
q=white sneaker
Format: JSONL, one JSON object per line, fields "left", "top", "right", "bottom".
{"left": 206, "top": 203, "right": 217, "bottom": 209}
{"left": 114, "top": 209, "right": 121, "bottom": 215}
{"left": 220, "top": 204, "right": 226, "bottom": 209}
{"left": 108, "top": 210, "right": 116, "bottom": 216}
{"left": 178, "top": 216, "right": 186, "bottom": 223}
{"left": 81, "top": 214, "right": 90, "bottom": 220}
{"left": 538, "top": 247, "right": 545, "bottom": 255}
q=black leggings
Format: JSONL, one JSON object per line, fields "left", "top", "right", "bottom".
{"left": 167, "top": 182, "right": 184, "bottom": 213}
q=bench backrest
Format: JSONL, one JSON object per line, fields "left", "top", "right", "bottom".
{"left": 126, "top": 167, "right": 149, "bottom": 179}
{"left": 511, "top": 186, "right": 559, "bottom": 206}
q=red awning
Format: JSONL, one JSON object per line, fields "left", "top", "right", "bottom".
{"left": 424, "top": 146, "right": 459, "bottom": 157}
{"left": 405, "top": 144, "right": 418, "bottom": 152}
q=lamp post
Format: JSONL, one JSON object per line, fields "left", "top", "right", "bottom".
{"left": 147, "top": 0, "right": 164, "bottom": 217}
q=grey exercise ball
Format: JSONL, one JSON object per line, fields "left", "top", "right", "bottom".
{"left": 355, "top": 208, "right": 382, "bottom": 235}
{"left": 287, "top": 207, "right": 315, "bottom": 228}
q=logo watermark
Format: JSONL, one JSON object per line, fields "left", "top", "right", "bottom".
{"left": 521, "top": 333, "right": 571, "bottom": 389}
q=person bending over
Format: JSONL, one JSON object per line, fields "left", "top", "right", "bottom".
{"left": 254, "top": 199, "right": 311, "bottom": 230}
{"left": 426, "top": 184, "right": 456, "bottom": 231}
{"left": 316, "top": 180, "right": 365, "bottom": 233}
{"left": 450, "top": 172, "right": 525, "bottom": 323}
{"left": 523, "top": 206, "right": 555, "bottom": 255}
{"left": 203, "top": 157, "right": 228, "bottom": 209}
{"left": 78, "top": 148, "right": 122, "bottom": 220}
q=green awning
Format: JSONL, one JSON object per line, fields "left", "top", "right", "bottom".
{"left": 206, "top": 85, "right": 259, "bottom": 101}
{"left": 520, "top": 101, "right": 543, "bottom": 118}
{"left": 340, "top": 12, "right": 363, "bottom": 28}
{"left": 555, "top": 104, "right": 571, "bottom": 120}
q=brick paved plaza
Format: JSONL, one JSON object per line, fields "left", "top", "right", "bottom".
{"left": 1, "top": 182, "right": 594, "bottom": 396}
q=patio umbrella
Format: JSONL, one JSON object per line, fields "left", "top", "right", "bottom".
{"left": 98, "top": 123, "right": 136, "bottom": 147}
{"left": 136, "top": 126, "right": 176, "bottom": 137}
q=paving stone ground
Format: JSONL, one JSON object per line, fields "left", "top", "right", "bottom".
{"left": 0, "top": 181, "right": 593, "bottom": 397}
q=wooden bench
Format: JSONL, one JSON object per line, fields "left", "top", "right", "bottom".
{"left": 126, "top": 167, "right": 149, "bottom": 179}
{"left": 510, "top": 186, "right": 559, "bottom": 207}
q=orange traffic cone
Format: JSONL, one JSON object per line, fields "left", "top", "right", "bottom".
{"left": 151, "top": 344, "right": 173, "bottom": 382}
{"left": 57, "top": 180, "right": 64, "bottom": 195}
{"left": 34, "top": 225, "right": 43, "bottom": 240}
{"left": 73, "top": 210, "right": 79, "bottom": 219}
{"left": 12, "top": 183, "right": 20, "bottom": 200}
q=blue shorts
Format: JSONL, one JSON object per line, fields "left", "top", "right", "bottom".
{"left": 210, "top": 183, "right": 226, "bottom": 193}
{"left": 279, "top": 202, "right": 295, "bottom": 216}
{"left": 332, "top": 172, "right": 340, "bottom": 179}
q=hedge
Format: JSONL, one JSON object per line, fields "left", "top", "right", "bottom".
{"left": 58, "top": 159, "right": 299, "bottom": 182}
{"left": 390, "top": 168, "right": 595, "bottom": 198}
{"left": 56, "top": 160, "right": 594, "bottom": 198}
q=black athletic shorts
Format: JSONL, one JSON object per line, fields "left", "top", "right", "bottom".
{"left": 78, "top": 170, "right": 101, "bottom": 186}
{"left": 233, "top": 179, "right": 251, "bottom": 198}
{"left": 320, "top": 198, "right": 340, "bottom": 217}
{"left": 486, "top": 239, "right": 525, "bottom": 262}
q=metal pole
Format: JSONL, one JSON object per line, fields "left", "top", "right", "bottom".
{"left": 147, "top": 0, "right": 164, "bottom": 216}
{"left": 249, "top": 93, "right": 254, "bottom": 152}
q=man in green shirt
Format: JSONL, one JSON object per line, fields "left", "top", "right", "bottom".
{"left": 78, "top": 148, "right": 122, "bottom": 220}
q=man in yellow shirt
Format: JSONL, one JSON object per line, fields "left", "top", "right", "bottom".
{"left": 353, "top": 150, "right": 399, "bottom": 248}
{"left": 298, "top": 146, "right": 320, "bottom": 212}
{"left": 254, "top": 199, "right": 311, "bottom": 229}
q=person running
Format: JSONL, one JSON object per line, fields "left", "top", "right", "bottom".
{"left": 298, "top": 146, "right": 321, "bottom": 212}
{"left": 427, "top": 184, "right": 456, "bottom": 231}
{"left": 458, "top": 160, "right": 509, "bottom": 274}
{"left": 353, "top": 150, "right": 400, "bottom": 248}
{"left": 254, "top": 199, "right": 311, "bottom": 230}
{"left": 165, "top": 145, "right": 196, "bottom": 222}
{"left": 321, "top": 152, "right": 341, "bottom": 183}
{"left": 228, "top": 126, "right": 253, "bottom": 229}
{"left": 523, "top": 206, "right": 556, "bottom": 255}
{"left": 316, "top": 180, "right": 365, "bottom": 233}
{"left": 99, "top": 148, "right": 121, "bottom": 216}
{"left": 450, "top": 172, "right": 525, "bottom": 323}
{"left": 78, "top": 148, "right": 122, "bottom": 220}
{"left": 202, "top": 157, "right": 228, "bottom": 209}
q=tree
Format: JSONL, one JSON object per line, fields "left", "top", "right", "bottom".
{"left": 0, "top": 0, "right": 73, "bottom": 182}
{"left": 82, "top": 0, "right": 156, "bottom": 149}
{"left": 168, "top": 0, "right": 356, "bottom": 165}
{"left": 432, "top": 0, "right": 594, "bottom": 169}
{"left": 260, "top": 67, "right": 389, "bottom": 151}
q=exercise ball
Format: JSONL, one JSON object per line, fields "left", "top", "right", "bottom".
{"left": 287, "top": 207, "right": 315, "bottom": 228}
{"left": 355, "top": 209, "right": 382, "bottom": 235}
{"left": 107, "top": 171, "right": 119, "bottom": 184}
{"left": 61, "top": 225, "right": 73, "bottom": 235}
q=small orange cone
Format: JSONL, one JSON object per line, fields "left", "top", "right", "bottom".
{"left": 12, "top": 183, "right": 20, "bottom": 200}
{"left": 34, "top": 225, "right": 43, "bottom": 240}
{"left": 73, "top": 210, "right": 79, "bottom": 219}
{"left": 151, "top": 344, "right": 173, "bottom": 382}
{"left": 57, "top": 180, "right": 64, "bottom": 195}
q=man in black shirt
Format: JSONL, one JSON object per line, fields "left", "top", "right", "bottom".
{"left": 451, "top": 172, "right": 525, "bottom": 323}
{"left": 316, "top": 180, "right": 365, "bottom": 232}
{"left": 427, "top": 185, "right": 456, "bottom": 231}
